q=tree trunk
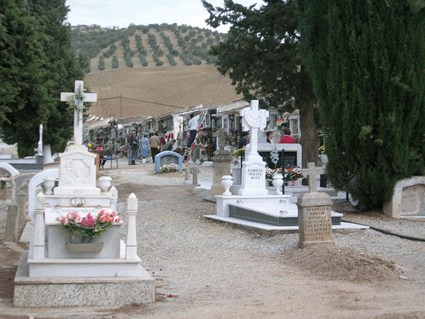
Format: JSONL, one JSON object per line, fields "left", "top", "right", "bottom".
{"left": 296, "top": 68, "right": 318, "bottom": 168}
{"left": 299, "top": 101, "right": 319, "bottom": 168}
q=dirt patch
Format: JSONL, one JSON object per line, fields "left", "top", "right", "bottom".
{"left": 115, "top": 183, "right": 193, "bottom": 201}
{"left": 282, "top": 244, "right": 401, "bottom": 282}
{"left": 1, "top": 163, "right": 425, "bottom": 318}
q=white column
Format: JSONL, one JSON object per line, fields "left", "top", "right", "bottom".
{"left": 126, "top": 193, "right": 138, "bottom": 259}
{"left": 109, "top": 186, "right": 118, "bottom": 212}
{"left": 33, "top": 193, "right": 46, "bottom": 260}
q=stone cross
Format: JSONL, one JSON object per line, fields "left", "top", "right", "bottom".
{"left": 213, "top": 128, "right": 231, "bottom": 150}
{"left": 60, "top": 80, "right": 97, "bottom": 146}
{"left": 302, "top": 162, "right": 325, "bottom": 193}
{"left": 37, "top": 124, "right": 43, "bottom": 155}
{"left": 240, "top": 100, "right": 268, "bottom": 158}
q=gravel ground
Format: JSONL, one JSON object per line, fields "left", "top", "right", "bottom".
{"left": 1, "top": 158, "right": 425, "bottom": 319}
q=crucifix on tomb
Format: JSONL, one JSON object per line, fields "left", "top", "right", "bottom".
{"left": 302, "top": 162, "right": 325, "bottom": 193}
{"left": 240, "top": 100, "right": 268, "bottom": 160}
{"left": 60, "top": 80, "right": 97, "bottom": 146}
{"left": 213, "top": 128, "right": 232, "bottom": 151}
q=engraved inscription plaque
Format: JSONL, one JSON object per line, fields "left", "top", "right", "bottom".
{"left": 302, "top": 206, "right": 332, "bottom": 242}
{"left": 297, "top": 192, "right": 334, "bottom": 248}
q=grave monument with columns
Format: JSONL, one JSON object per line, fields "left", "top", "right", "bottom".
{"left": 14, "top": 81, "right": 155, "bottom": 307}
{"left": 238, "top": 100, "right": 269, "bottom": 196}
{"left": 206, "top": 101, "right": 351, "bottom": 232}
{"left": 211, "top": 100, "right": 299, "bottom": 226}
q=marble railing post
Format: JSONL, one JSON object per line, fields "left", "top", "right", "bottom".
{"left": 126, "top": 193, "right": 138, "bottom": 259}
{"left": 109, "top": 186, "right": 118, "bottom": 212}
{"left": 33, "top": 193, "right": 46, "bottom": 260}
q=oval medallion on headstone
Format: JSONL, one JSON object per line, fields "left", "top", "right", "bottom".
{"left": 70, "top": 197, "right": 85, "bottom": 207}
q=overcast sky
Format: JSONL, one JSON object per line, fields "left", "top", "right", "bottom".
{"left": 65, "top": 0, "right": 264, "bottom": 33}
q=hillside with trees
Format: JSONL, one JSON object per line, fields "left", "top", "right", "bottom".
{"left": 69, "top": 23, "right": 241, "bottom": 120}
{"left": 70, "top": 23, "right": 226, "bottom": 73}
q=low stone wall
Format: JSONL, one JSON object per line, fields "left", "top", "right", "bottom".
{"left": 383, "top": 176, "right": 425, "bottom": 218}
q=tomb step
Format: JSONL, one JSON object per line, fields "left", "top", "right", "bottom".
{"left": 14, "top": 251, "right": 155, "bottom": 307}
{"left": 229, "top": 202, "right": 342, "bottom": 227}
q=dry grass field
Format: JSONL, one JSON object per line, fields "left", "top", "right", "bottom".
{"left": 84, "top": 64, "right": 241, "bottom": 119}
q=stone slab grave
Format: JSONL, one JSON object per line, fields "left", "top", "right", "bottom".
{"left": 0, "top": 125, "right": 44, "bottom": 173}
{"left": 384, "top": 176, "right": 425, "bottom": 218}
{"left": 5, "top": 172, "right": 36, "bottom": 242}
{"left": 205, "top": 101, "right": 367, "bottom": 232}
{"left": 154, "top": 150, "right": 183, "bottom": 172}
{"left": 229, "top": 199, "right": 341, "bottom": 227}
{"left": 14, "top": 81, "right": 155, "bottom": 307}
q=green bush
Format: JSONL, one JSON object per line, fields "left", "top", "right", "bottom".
{"left": 98, "top": 56, "right": 105, "bottom": 70}
{"left": 152, "top": 53, "right": 163, "bottom": 66}
{"left": 124, "top": 54, "right": 133, "bottom": 67}
{"left": 166, "top": 53, "right": 177, "bottom": 66}
{"left": 112, "top": 55, "right": 119, "bottom": 68}
{"left": 139, "top": 54, "right": 148, "bottom": 66}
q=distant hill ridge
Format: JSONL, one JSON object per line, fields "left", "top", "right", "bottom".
{"left": 71, "top": 23, "right": 227, "bottom": 73}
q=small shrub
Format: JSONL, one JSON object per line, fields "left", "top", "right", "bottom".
{"left": 112, "top": 55, "right": 119, "bottom": 68}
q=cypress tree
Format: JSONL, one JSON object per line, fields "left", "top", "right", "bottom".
{"left": 27, "top": 0, "right": 87, "bottom": 155}
{"left": 300, "top": 0, "right": 425, "bottom": 209}
{"left": 0, "top": 0, "right": 51, "bottom": 157}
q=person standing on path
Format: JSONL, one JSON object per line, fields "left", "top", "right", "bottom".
{"left": 149, "top": 132, "right": 161, "bottom": 163}
{"left": 128, "top": 130, "right": 139, "bottom": 165}
{"left": 140, "top": 134, "right": 150, "bottom": 163}
{"left": 186, "top": 111, "right": 203, "bottom": 149}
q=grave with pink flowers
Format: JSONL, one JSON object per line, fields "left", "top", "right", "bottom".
{"left": 13, "top": 81, "right": 155, "bottom": 307}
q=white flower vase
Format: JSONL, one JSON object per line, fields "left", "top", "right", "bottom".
{"left": 272, "top": 175, "right": 284, "bottom": 195}
{"left": 43, "top": 177, "right": 56, "bottom": 195}
{"left": 221, "top": 175, "right": 233, "bottom": 196}
{"left": 98, "top": 176, "right": 112, "bottom": 194}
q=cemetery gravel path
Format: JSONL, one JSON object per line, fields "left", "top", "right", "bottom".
{"left": 1, "top": 159, "right": 425, "bottom": 319}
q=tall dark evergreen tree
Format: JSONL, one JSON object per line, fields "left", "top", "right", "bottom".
{"left": 299, "top": 0, "right": 425, "bottom": 209}
{"left": 202, "top": 0, "right": 319, "bottom": 167}
{"left": 27, "top": 0, "right": 87, "bottom": 155}
{"left": 0, "top": 0, "right": 51, "bottom": 157}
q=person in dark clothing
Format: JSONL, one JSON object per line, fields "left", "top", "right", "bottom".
{"left": 128, "top": 130, "right": 139, "bottom": 165}
{"left": 238, "top": 131, "right": 249, "bottom": 149}
{"left": 161, "top": 139, "right": 176, "bottom": 152}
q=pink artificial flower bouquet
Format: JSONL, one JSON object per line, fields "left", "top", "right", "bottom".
{"left": 57, "top": 210, "right": 121, "bottom": 243}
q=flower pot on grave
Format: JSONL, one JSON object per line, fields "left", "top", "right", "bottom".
{"left": 65, "top": 242, "right": 104, "bottom": 253}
